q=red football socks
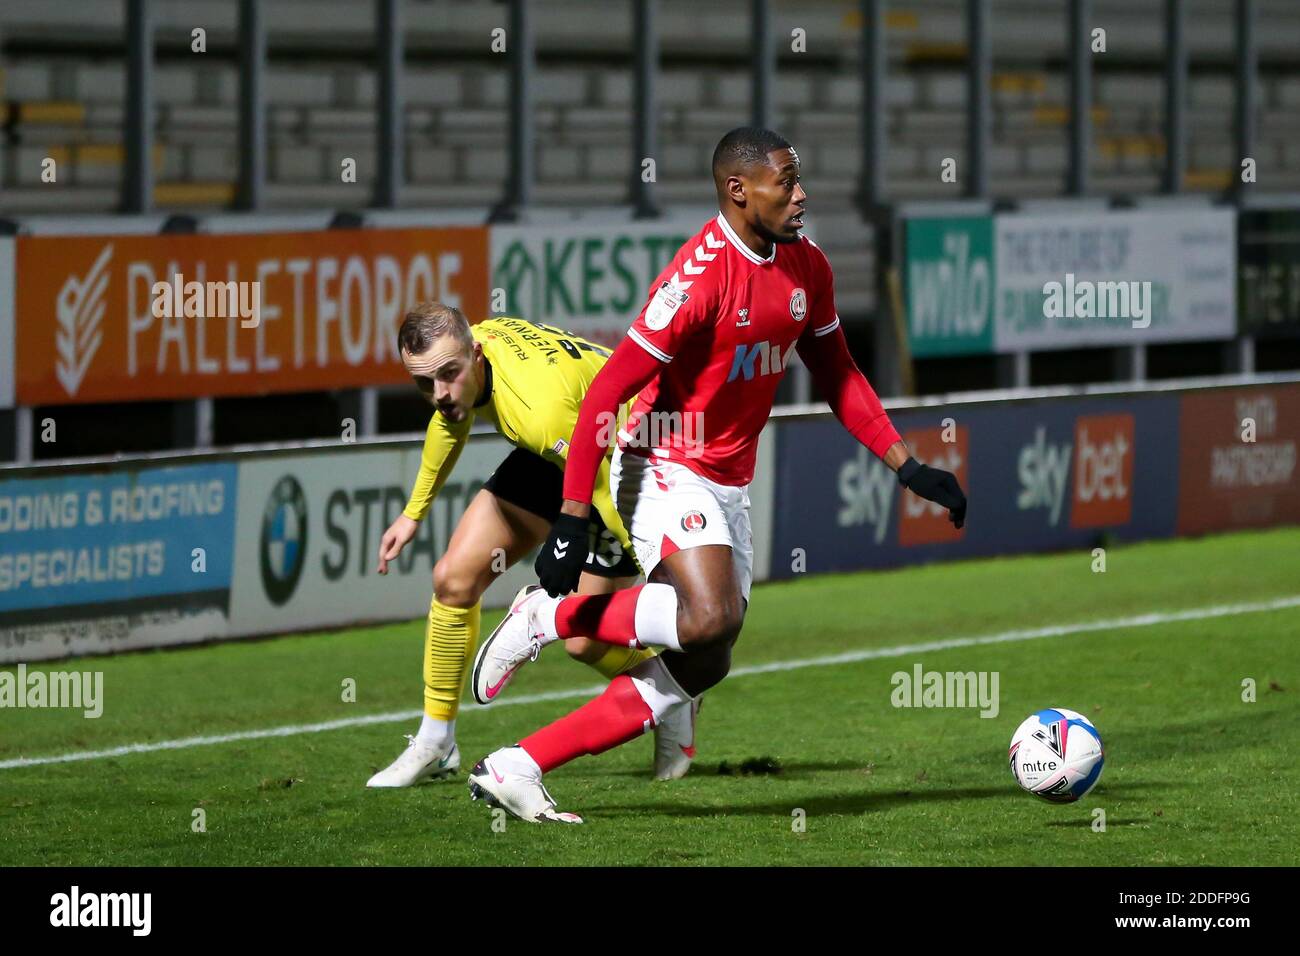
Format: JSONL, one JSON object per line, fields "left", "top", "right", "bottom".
{"left": 551, "top": 582, "right": 681, "bottom": 650}
{"left": 553, "top": 584, "right": 644, "bottom": 645}
{"left": 519, "top": 675, "right": 654, "bottom": 772}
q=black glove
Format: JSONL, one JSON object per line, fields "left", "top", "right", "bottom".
{"left": 897, "top": 456, "right": 967, "bottom": 529}
{"left": 535, "top": 512, "right": 592, "bottom": 597}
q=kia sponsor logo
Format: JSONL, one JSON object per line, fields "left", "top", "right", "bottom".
{"left": 726, "top": 339, "right": 794, "bottom": 383}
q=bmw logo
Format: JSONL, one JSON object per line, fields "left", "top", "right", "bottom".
{"left": 260, "top": 475, "right": 308, "bottom": 606}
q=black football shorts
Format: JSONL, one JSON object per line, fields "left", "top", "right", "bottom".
{"left": 482, "top": 447, "right": 640, "bottom": 579}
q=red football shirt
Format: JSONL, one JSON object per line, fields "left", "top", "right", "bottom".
{"left": 619, "top": 212, "right": 843, "bottom": 486}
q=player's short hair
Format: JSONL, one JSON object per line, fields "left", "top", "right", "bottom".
{"left": 398, "top": 302, "right": 474, "bottom": 357}
{"left": 711, "top": 126, "right": 794, "bottom": 186}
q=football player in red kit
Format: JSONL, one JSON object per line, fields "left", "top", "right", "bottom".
{"left": 467, "top": 127, "right": 967, "bottom": 823}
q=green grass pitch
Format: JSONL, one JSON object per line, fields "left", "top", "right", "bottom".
{"left": 2, "top": 527, "right": 1297, "bottom": 866}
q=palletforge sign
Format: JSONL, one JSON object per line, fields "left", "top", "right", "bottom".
{"left": 10, "top": 216, "right": 718, "bottom": 405}
{"left": 14, "top": 228, "right": 489, "bottom": 404}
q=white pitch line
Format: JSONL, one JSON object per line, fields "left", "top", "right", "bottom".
{"left": 3, "top": 594, "right": 1298, "bottom": 771}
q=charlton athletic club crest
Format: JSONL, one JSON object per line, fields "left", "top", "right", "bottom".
{"left": 789, "top": 288, "right": 807, "bottom": 322}
{"left": 681, "top": 510, "right": 707, "bottom": 533}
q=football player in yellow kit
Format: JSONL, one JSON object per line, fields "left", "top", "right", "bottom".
{"left": 367, "top": 302, "right": 699, "bottom": 787}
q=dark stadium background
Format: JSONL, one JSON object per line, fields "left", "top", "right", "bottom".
{"left": 2, "top": 0, "right": 1297, "bottom": 463}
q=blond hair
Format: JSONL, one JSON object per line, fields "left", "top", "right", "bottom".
{"left": 397, "top": 302, "right": 474, "bottom": 357}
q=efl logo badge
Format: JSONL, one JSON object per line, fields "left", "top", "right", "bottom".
{"left": 789, "top": 287, "right": 807, "bottom": 322}
{"left": 680, "top": 510, "right": 707, "bottom": 533}
{"left": 645, "top": 281, "right": 690, "bottom": 331}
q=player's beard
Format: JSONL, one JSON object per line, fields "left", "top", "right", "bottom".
{"left": 757, "top": 214, "right": 803, "bottom": 245}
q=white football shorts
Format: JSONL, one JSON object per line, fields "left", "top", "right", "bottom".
{"left": 609, "top": 446, "right": 754, "bottom": 602}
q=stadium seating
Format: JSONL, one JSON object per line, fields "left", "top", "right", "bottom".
{"left": 2, "top": 0, "right": 1299, "bottom": 313}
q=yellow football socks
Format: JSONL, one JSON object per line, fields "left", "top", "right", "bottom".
{"left": 423, "top": 598, "right": 480, "bottom": 721}
{"left": 423, "top": 596, "right": 654, "bottom": 719}
{"left": 586, "top": 644, "right": 657, "bottom": 680}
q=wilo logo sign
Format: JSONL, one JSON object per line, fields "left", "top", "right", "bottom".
{"left": 16, "top": 228, "right": 489, "bottom": 405}
{"left": 903, "top": 209, "right": 1235, "bottom": 356}
{"left": 904, "top": 216, "right": 995, "bottom": 357}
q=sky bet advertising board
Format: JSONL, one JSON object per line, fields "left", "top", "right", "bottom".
{"left": 769, "top": 394, "right": 1182, "bottom": 577}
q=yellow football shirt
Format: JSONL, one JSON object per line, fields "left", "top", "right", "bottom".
{"left": 402, "top": 316, "right": 636, "bottom": 565}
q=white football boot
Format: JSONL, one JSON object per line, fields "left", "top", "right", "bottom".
{"left": 366, "top": 735, "right": 460, "bottom": 788}
{"left": 467, "top": 746, "right": 583, "bottom": 824}
{"left": 471, "top": 585, "right": 555, "bottom": 705}
{"left": 653, "top": 696, "right": 701, "bottom": 781}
